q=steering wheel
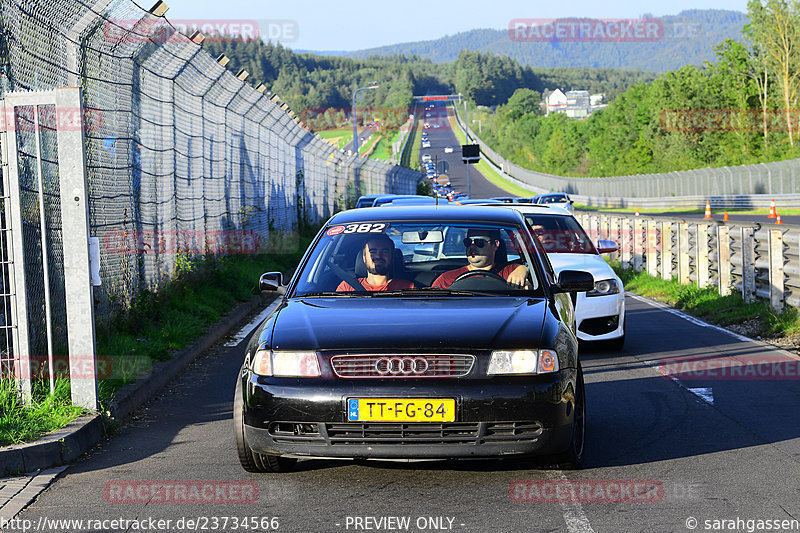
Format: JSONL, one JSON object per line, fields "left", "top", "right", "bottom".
{"left": 449, "top": 269, "right": 510, "bottom": 290}
{"left": 453, "top": 270, "right": 507, "bottom": 284}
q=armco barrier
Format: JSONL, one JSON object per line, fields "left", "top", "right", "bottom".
{"left": 451, "top": 105, "right": 800, "bottom": 209}
{"left": 576, "top": 212, "right": 800, "bottom": 311}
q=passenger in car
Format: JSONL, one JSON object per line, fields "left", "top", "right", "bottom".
{"left": 432, "top": 229, "right": 530, "bottom": 289}
{"left": 336, "top": 234, "right": 416, "bottom": 292}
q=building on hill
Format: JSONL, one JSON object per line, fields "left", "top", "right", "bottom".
{"left": 544, "top": 89, "right": 606, "bottom": 118}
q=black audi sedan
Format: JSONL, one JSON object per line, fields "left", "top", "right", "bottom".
{"left": 234, "top": 206, "right": 594, "bottom": 472}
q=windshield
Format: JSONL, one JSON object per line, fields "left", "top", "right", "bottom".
{"left": 523, "top": 214, "right": 597, "bottom": 254}
{"left": 292, "top": 221, "right": 544, "bottom": 297}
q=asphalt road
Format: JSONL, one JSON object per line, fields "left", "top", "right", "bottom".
{"left": 16, "top": 294, "right": 800, "bottom": 532}
{"left": 419, "top": 104, "right": 507, "bottom": 200}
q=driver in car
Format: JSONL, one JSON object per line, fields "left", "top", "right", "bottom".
{"left": 337, "top": 234, "right": 416, "bottom": 292}
{"left": 432, "top": 229, "right": 530, "bottom": 289}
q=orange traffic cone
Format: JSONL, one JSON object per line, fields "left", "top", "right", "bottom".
{"left": 723, "top": 212, "right": 729, "bottom": 222}
{"left": 768, "top": 198, "right": 777, "bottom": 218}
{"left": 634, "top": 208, "right": 640, "bottom": 216}
{"left": 704, "top": 200, "right": 712, "bottom": 219}
{"left": 776, "top": 214, "right": 783, "bottom": 224}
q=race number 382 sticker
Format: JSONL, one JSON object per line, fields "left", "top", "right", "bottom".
{"left": 326, "top": 223, "right": 387, "bottom": 236}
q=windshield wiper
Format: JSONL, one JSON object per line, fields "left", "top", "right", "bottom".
{"left": 370, "top": 288, "right": 498, "bottom": 297}
{"left": 297, "top": 291, "right": 371, "bottom": 298}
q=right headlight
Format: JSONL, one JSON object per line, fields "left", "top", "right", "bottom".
{"left": 488, "top": 350, "right": 559, "bottom": 375}
{"left": 252, "top": 348, "right": 321, "bottom": 377}
{"left": 586, "top": 279, "right": 619, "bottom": 297}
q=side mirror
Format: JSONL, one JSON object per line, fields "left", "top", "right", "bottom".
{"left": 555, "top": 270, "right": 595, "bottom": 293}
{"left": 596, "top": 239, "right": 618, "bottom": 254}
{"left": 259, "top": 272, "right": 287, "bottom": 295}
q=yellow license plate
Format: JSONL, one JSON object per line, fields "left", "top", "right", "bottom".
{"left": 347, "top": 398, "right": 455, "bottom": 422}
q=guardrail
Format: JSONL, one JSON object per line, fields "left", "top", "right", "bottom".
{"left": 451, "top": 105, "right": 800, "bottom": 209}
{"left": 576, "top": 212, "right": 800, "bottom": 312}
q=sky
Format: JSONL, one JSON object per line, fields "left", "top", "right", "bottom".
{"left": 150, "top": 0, "right": 749, "bottom": 52}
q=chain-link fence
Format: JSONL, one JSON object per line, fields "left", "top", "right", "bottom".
{"left": 0, "top": 0, "right": 422, "bottom": 335}
{"left": 452, "top": 105, "right": 800, "bottom": 208}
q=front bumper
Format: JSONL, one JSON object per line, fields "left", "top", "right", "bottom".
{"left": 241, "top": 370, "right": 577, "bottom": 459}
{"left": 575, "top": 291, "right": 625, "bottom": 341}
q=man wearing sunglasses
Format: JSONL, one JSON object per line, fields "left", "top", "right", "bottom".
{"left": 431, "top": 229, "right": 530, "bottom": 289}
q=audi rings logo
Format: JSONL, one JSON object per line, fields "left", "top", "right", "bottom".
{"left": 375, "top": 357, "right": 429, "bottom": 376}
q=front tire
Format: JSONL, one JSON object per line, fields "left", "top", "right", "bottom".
{"left": 234, "top": 377, "right": 297, "bottom": 473}
{"left": 547, "top": 364, "right": 586, "bottom": 470}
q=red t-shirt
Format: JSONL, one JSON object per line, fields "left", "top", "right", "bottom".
{"left": 336, "top": 278, "right": 416, "bottom": 292}
{"left": 432, "top": 263, "right": 522, "bottom": 289}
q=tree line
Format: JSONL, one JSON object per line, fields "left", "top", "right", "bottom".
{"left": 475, "top": 1, "right": 800, "bottom": 177}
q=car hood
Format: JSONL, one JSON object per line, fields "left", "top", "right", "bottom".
{"left": 268, "top": 297, "right": 547, "bottom": 352}
{"left": 547, "top": 253, "right": 616, "bottom": 281}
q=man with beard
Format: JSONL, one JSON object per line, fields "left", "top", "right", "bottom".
{"left": 432, "top": 228, "right": 529, "bottom": 289}
{"left": 336, "top": 234, "right": 415, "bottom": 291}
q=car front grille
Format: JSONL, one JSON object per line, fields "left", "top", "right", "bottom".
{"left": 325, "top": 422, "right": 542, "bottom": 446}
{"left": 330, "top": 354, "right": 475, "bottom": 378}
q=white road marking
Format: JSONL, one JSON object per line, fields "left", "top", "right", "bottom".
{"left": 627, "top": 293, "right": 752, "bottom": 342}
{"left": 548, "top": 471, "right": 595, "bottom": 533}
{"left": 224, "top": 299, "right": 281, "bottom": 347}
{"left": 688, "top": 387, "right": 714, "bottom": 405}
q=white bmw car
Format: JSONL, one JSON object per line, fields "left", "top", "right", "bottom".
{"left": 503, "top": 204, "right": 625, "bottom": 349}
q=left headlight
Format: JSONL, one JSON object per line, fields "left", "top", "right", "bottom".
{"left": 586, "top": 279, "right": 619, "bottom": 297}
{"left": 488, "top": 350, "right": 559, "bottom": 375}
{"left": 252, "top": 349, "right": 321, "bottom": 377}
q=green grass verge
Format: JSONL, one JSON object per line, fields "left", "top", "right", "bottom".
{"left": 0, "top": 379, "right": 85, "bottom": 445}
{"left": 613, "top": 261, "right": 800, "bottom": 337}
{"left": 316, "top": 129, "right": 353, "bottom": 150}
{"left": 1, "top": 233, "right": 315, "bottom": 446}
{"left": 368, "top": 130, "right": 401, "bottom": 160}
{"left": 447, "top": 114, "right": 536, "bottom": 198}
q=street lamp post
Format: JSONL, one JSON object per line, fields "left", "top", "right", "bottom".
{"left": 352, "top": 83, "right": 379, "bottom": 199}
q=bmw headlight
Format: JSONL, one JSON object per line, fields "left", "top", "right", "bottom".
{"left": 252, "top": 349, "right": 321, "bottom": 377}
{"left": 586, "top": 279, "right": 619, "bottom": 297}
{"left": 488, "top": 350, "right": 559, "bottom": 375}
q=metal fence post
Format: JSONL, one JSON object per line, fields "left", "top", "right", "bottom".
{"left": 718, "top": 225, "right": 731, "bottom": 296}
{"left": 741, "top": 227, "right": 756, "bottom": 303}
{"left": 661, "top": 221, "right": 672, "bottom": 280}
{"left": 696, "top": 224, "right": 709, "bottom": 288}
{"left": 768, "top": 229, "right": 785, "bottom": 312}
{"left": 55, "top": 88, "right": 98, "bottom": 410}
{"left": 646, "top": 220, "right": 658, "bottom": 277}
{"left": 633, "top": 218, "right": 643, "bottom": 272}
{"left": 621, "top": 218, "right": 631, "bottom": 269}
{"left": 589, "top": 216, "right": 598, "bottom": 243}
{"left": 609, "top": 217, "right": 620, "bottom": 261}
{"left": 678, "top": 223, "right": 690, "bottom": 284}
{"left": 600, "top": 216, "right": 608, "bottom": 240}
